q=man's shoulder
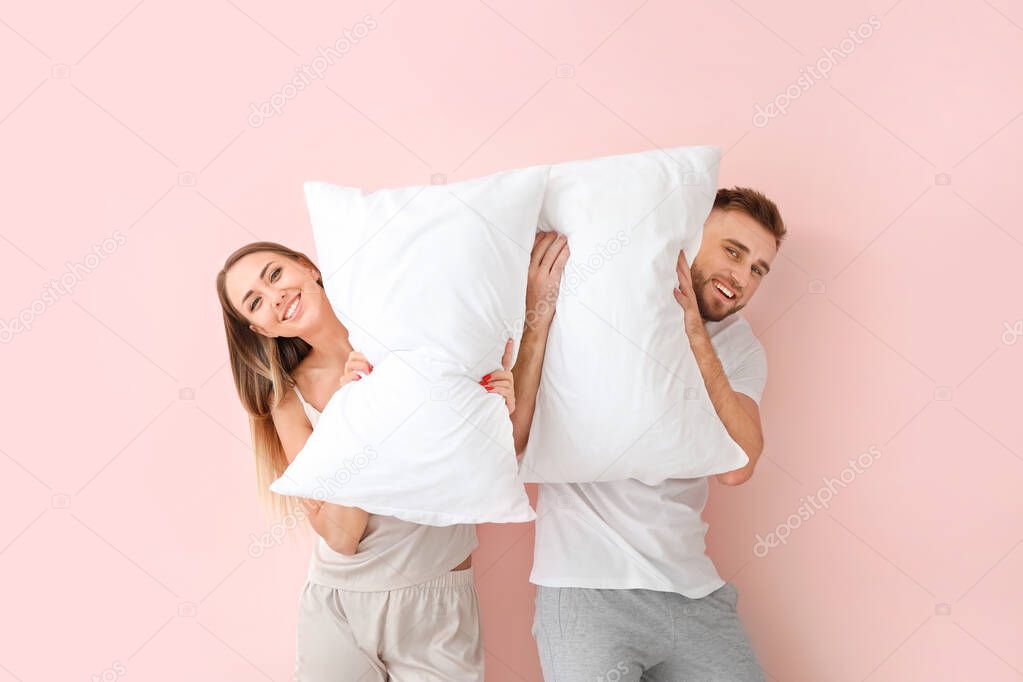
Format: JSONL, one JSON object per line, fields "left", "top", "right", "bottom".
{"left": 706, "top": 314, "right": 763, "bottom": 364}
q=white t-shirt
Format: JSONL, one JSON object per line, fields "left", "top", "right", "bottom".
{"left": 530, "top": 314, "right": 767, "bottom": 598}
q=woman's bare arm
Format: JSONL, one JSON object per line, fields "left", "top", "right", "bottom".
{"left": 271, "top": 390, "right": 370, "bottom": 554}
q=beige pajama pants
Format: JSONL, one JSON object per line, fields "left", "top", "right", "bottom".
{"left": 295, "top": 568, "right": 484, "bottom": 681}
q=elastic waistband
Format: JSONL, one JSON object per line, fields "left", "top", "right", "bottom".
{"left": 406, "top": 567, "right": 476, "bottom": 590}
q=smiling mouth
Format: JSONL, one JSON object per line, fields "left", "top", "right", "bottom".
{"left": 712, "top": 279, "right": 737, "bottom": 301}
{"left": 282, "top": 292, "right": 302, "bottom": 321}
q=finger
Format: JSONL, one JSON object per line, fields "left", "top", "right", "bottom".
{"left": 340, "top": 370, "right": 364, "bottom": 383}
{"left": 539, "top": 234, "right": 566, "bottom": 272}
{"left": 501, "top": 338, "right": 514, "bottom": 370}
{"left": 489, "top": 384, "right": 515, "bottom": 409}
{"left": 345, "top": 359, "right": 371, "bottom": 374}
{"left": 487, "top": 369, "right": 513, "bottom": 382}
{"left": 673, "top": 287, "right": 687, "bottom": 306}
{"left": 485, "top": 378, "right": 513, "bottom": 392}
{"left": 530, "top": 232, "right": 558, "bottom": 269}
{"left": 551, "top": 243, "right": 570, "bottom": 276}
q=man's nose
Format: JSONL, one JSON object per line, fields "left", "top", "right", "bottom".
{"left": 729, "top": 271, "right": 748, "bottom": 292}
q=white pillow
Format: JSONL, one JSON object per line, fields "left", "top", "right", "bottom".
{"left": 270, "top": 167, "right": 548, "bottom": 525}
{"left": 518, "top": 146, "right": 749, "bottom": 484}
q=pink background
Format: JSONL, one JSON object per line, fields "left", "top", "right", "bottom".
{"left": 1, "top": 0, "right": 1021, "bottom": 680}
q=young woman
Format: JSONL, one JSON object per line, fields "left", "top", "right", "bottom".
{"left": 216, "top": 241, "right": 517, "bottom": 681}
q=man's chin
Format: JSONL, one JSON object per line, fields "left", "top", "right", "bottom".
{"left": 697, "top": 298, "right": 739, "bottom": 323}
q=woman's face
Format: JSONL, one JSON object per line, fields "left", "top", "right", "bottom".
{"left": 224, "top": 251, "right": 325, "bottom": 338}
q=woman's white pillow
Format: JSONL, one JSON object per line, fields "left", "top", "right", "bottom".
{"left": 270, "top": 167, "right": 549, "bottom": 525}
{"left": 518, "top": 146, "right": 749, "bottom": 484}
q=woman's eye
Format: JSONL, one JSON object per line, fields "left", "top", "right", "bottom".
{"left": 270, "top": 267, "right": 282, "bottom": 282}
{"left": 250, "top": 296, "right": 261, "bottom": 312}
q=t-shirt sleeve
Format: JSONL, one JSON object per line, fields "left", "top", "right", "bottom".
{"left": 726, "top": 339, "right": 768, "bottom": 405}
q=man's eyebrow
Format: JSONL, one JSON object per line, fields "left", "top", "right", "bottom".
{"left": 241, "top": 261, "right": 274, "bottom": 306}
{"left": 723, "top": 238, "right": 750, "bottom": 254}
{"left": 723, "top": 238, "right": 770, "bottom": 274}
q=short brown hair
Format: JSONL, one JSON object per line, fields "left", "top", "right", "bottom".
{"left": 714, "top": 187, "right": 786, "bottom": 248}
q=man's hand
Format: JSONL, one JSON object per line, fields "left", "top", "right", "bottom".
{"left": 672, "top": 249, "right": 703, "bottom": 335}
{"left": 511, "top": 231, "right": 568, "bottom": 455}
{"left": 526, "top": 231, "right": 569, "bottom": 330}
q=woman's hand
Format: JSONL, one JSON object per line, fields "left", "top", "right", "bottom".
{"left": 481, "top": 339, "right": 516, "bottom": 415}
{"left": 338, "top": 351, "right": 372, "bottom": 391}
{"left": 300, "top": 499, "right": 360, "bottom": 555}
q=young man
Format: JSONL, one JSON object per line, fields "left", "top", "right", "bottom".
{"left": 512, "top": 188, "right": 786, "bottom": 681}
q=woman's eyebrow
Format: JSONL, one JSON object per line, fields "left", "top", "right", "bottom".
{"left": 241, "top": 261, "right": 275, "bottom": 306}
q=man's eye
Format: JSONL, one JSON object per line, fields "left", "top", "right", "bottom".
{"left": 270, "top": 267, "right": 282, "bottom": 282}
{"left": 752, "top": 266, "right": 763, "bottom": 276}
{"left": 726, "top": 248, "right": 738, "bottom": 258}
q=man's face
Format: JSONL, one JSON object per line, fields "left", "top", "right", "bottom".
{"left": 690, "top": 208, "right": 778, "bottom": 322}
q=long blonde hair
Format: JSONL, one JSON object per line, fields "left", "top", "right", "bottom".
{"left": 215, "top": 241, "right": 322, "bottom": 513}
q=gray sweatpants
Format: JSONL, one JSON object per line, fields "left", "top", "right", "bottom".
{"left": 533, "top": 583, "right": 764, "bottom": 682}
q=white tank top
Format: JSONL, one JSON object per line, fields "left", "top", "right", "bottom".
{"left": 293, "top": 386, "right": 478, "bottom": 591}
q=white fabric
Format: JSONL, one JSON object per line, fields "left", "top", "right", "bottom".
{"left": 271, "top": 167, "right": 549, "bottom": 525}
{"left": 294, "top": 388, "right": 479, "bottom": 592}
{"left": 518, "top": 145, "right": 749, "bottom": 483}
{"left": 530, "top": 314, "right": 767, "bottom": 597}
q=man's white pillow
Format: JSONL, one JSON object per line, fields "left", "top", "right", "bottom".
{"left": 518, "top": 146, "right": 749, "bottom": 483}
{"left": 270, "top": 167, "right": 548, "bottom": 525}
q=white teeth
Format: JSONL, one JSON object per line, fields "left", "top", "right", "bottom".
{"left": 714, "top": 281, "right": 735, "bottom": 299}
{"left": 284, "top": 298, "right": 299, "bottom": 320}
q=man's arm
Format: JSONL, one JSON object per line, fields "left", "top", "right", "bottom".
{"left": 684, "top": 325, "right": 763, "bottom": 485}
{"left": 673, "top": 251, "right": 764, "bottom": 486}
{"left": 511, "top": 232, "right": 569, "bottom": 456}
